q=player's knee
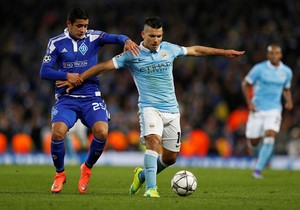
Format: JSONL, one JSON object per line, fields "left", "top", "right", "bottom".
{"left": 51, "top": 129, "right": 66, "bottom": 140}
{"left": 249, "top": 138, "right": 260, "bottom": 147}
{"left": 93, "top": 127, "right": 108, "bottom": 139}
{"left": 145, "top": 134, "right": 161, "bottom": 150}
{"left": 51, "top": 122, "right": 68, "bottom": 140}
{"left": 162, "top": 156, "right": 177, "bottom": 166}
{"left": 92, "top": 122, "right": 109, "bottom": 139}
{"left": 265, "top": 130, "right": 277, "bottom": 137}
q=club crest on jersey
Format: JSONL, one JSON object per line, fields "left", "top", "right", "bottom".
{"left": 79, "top": 42, "right": 88, "bottom": 55}
{"left": 160, "top": 51, "right": 168, "bottom": 58}
{"left": 43, "top": 55, "right": 51, "bottom": 63}
{"left": 280, "top": 72, "right": 286, "bottom": 80}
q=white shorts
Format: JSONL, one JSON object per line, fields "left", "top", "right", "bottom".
{"left": 245, "top": 109, "right": 282, "bottom": 139}
{"left": 139, "top": 107, "right": 181, "bottom": 152}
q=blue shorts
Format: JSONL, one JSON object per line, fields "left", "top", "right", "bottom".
{"left": 51, "top": 96, "right": 110, "bottom": 129}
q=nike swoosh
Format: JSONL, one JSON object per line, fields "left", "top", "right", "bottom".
{"left": 138, "top": 58, "right": 145, "bottom": 61}
{"left": 81, "top": 185, "right": 88, "bottom": 191}
{"left": 175, "top": 144, "right": 181, "bottom": 147}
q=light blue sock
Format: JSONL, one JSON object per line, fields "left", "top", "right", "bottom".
{"left": 138, "top": 155, "right": 169, "bottom": 183}
{"left": 255, "top": 137, "right": 275, "bottom": 171}
{"left": 144, "top": 150, "right": 159, "bottom": 190}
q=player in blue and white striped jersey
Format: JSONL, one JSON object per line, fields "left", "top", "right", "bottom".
{"left": 58, "top": 16, "right": 244, "bottom": 197}
{"left": 242, "top": 44, "right": 293, "bottom": 179}
{"left": 39, "top": 7, "right": 139, "bottom": 194}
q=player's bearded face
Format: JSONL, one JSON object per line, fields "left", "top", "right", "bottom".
{"left": 67, "top": 19, "right": 89, "bottom": 40}
{"left": 142, "top": 26, "right": 163, "bottom": 51}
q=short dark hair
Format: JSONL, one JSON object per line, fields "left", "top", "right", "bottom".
{"left": 67, "top": 8, "right": 89, "bottom": 24}
{"left": 144, "top": 16, "right": 163, "bottom": 29}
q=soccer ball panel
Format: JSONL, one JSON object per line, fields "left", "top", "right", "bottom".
{"left": 171, "top": 170, "right": 197, "bottom": 196}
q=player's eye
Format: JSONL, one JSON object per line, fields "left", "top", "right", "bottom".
{"left": 77, "top": 24, "right": 88, "bottom": 29}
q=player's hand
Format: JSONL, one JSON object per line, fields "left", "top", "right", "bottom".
{"left": 224, "top": 50, "right": 245, "bottom": 58}
{"left": 56, "top": 80, "right": 75, "bottom": 93}
{"left": 66, "top": 73, "right": 83, "bottom": 86}
{"left": 124, "top": 39, "right": 140, "bottom": 57}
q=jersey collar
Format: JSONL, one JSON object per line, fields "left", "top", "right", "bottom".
{"left": 267, "top": 60, "right": 283, "bottom": 70}
{"left": 139, "top": 42, "right": 161, "bottom": 53}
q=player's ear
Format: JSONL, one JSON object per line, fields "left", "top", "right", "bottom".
{"left": 66, "top": 20, "right": 71, "bottom": 27}
{"left": 141, "top": 31, "right": 145, "bottom": 39}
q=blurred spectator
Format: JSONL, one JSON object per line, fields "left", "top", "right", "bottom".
{"left": 286, "top": 127, "right": 300, "bottom": 156}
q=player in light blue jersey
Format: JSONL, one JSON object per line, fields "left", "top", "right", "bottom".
{"left": 39, "top": 7, "right": 139, "bottom": 194}
{"left": 58, "top": 16, "right": 244, "bottom": 197}
{"left": 242, "top": 44, "right": 293, "bottom": 179}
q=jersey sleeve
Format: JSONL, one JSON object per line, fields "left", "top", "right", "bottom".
{"left": 245, "top": 64, "right": 261, "bottom": 85}
{"left": 39, "top": 40, "right": 68, "bottom": 80}
{"left": 112, "top": 51, "right": 132, "bottom": 69}
{"left": 94, "top": 30, "right": 128, "bottom": 46}
{"left": 284, "top": 68, "right": 293, "bottom": 89}
{"left": 166, "top": 42, "right": 187, "bottom": 58}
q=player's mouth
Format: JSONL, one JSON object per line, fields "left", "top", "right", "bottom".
{"left": 152, "top": 44, "right": 158, "bottom": 49}
{"left": 78, "top": 33, "right": 84, "bottom": 38}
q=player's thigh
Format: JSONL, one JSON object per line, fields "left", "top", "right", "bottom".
{"left": 263, "top": 110, "right": 282, "bottom": 133}
{"left": 162, "top": 113, "right": 181, "bottom": 152}
{"left": 139, "top": 108, "right": 163, "bottom": 145}
{"left": 51, "top": 98, "right": 78, "bottom": 129}
{"left": 80, "top": 97, "right": 110, "bottom": 129}
{"left": 245, "top": 111, "right": 264, "bottom": 139}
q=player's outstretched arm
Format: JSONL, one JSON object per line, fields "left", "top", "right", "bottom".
{"left": 80, "top": 59, "right": 116, "bottom": 81}
{"left": 186, "top": 46, "right": 245, "bottom": 58}
{"left": 56, "top": 60, "right": 116, "bottom": 92}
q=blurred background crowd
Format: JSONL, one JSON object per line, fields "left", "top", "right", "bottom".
{"left": 1, "top": 0, "right": 300, "bottom": 157}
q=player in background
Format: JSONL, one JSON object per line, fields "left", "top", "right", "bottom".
{"left": 57, "top": 16, "right": 244, "bottom": 197}
{"left": 39, "top": 7, "right": 139, "bottom": 194}
{"left": 242, "top": 44, "right": 293, "bottom": 179}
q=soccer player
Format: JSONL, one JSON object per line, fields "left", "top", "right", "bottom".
{"left": 58, "top": 16, "right": 244, "bottom": 197}
{"left": 39, "top": 7, "right": 139, "bottom": 194}
{"left": 242, "top": 44, "right": 293, "bottom": 179}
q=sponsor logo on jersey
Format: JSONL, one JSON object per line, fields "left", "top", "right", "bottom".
{"left": 63, "top": 60, "right": 88, "bottom": 68}
{"left": 140, "top": 62, "right": 171, "bottom": 73}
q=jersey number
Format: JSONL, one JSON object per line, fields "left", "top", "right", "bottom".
{"left": 92, "top": 102, "right": 106, "bottom": 111}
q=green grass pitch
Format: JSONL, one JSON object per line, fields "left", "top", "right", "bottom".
{"left": 0, "top": 165, "right": 299, "bottom": 210}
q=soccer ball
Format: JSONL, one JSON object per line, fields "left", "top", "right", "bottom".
{"left": 171, "top": 170, "right": 197, "bottom": 196}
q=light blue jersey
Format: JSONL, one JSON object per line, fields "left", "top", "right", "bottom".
{"left": 112, "top": 41, "right": 187, "bottom": 113}
{"left": 245, "top": 61, "right": 292, "bottom": 111}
